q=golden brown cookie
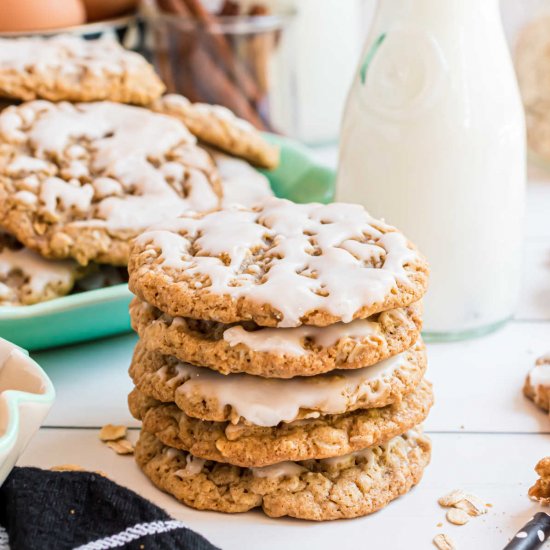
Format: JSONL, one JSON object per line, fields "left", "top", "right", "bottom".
{"left": 130, "top": 297, "right": 423, "bottom": 378}
{"left": 129, "top": 379, "right": 433, "bottom": 468}
{"left": 128, "top": 339, "right": 427, "bottom": 425}
{"left": 529, "top": 456, "right": 550, "bottom": 505}
{"left": 129, "top": 199, "right": 429, "bottom": 327}
{"left": 0, "top": 101, "right": 221, "bottom": 266}
{"left": 524, "top": 354, "right": 550, "bottom": 413}
{"left": 0, "top": 35, "right": 164, "bottom": 104}
{"left": 0, "top": 232, "right": 82, "bottom": 305}
{"left": 135, "top": 429, "right": 431, "bottom": 520}
{"left": 151, "top": 94, "right": 279, "bottom": 169}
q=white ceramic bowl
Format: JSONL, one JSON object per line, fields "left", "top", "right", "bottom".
{"left": 0, "top": 338, "right": 55, "bottom": 485}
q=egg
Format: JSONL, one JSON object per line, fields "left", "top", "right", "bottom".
{"left": 83, "top": 0, "right": 138, "bottom": 22}
{"left": 0, "top": 0, "right": 86, "bottom": 32}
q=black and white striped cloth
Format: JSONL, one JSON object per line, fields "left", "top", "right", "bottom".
{"left": 0, "top": 467, "right": 219, "bottom": 550}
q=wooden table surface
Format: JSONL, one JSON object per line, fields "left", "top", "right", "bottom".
{"left": 18, "top": 151, "right": 550, "bottom": 549}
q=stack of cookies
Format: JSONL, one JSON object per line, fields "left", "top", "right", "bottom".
{"left": 0, "top": 35, "right": 277, "bottom": 306}
{"left": 127, "top": 198, "right": 433, "bottom": 521}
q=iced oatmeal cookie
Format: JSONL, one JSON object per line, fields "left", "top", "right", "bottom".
{"left": 129, "top": 199, "right": 429, "bottom": 327}
{"left": 0, "top": 233, "right": 80, "bottom": 305}
{"left": 129, "top": 379, "right": 433, "bottom": 468}
{"left": 135, "top": 429, "right": 431, "bottom": 520}
{"left": 151, "top": 94, "right": 279, "bottom": 169}
{"left": 524, "top": 354, "right": 550, "bottom": 413}
{"left": 129, "top": 339, "right": 427, "bottom": 425}
{"left": 0, "top": 101, "right": 221, "bottom": 266}
{"left": 130, "top": 297, "right": 423, "bottom": 378}
{"left": 0, "top": 35, "right": 164, "bottom": 104}
{"left": 211, "top": 151, "right": 274, "bottom": 208}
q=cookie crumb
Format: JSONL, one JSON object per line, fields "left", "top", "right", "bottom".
{"left": 437, "top": 522, "right": 443, "bottom": 527}
{"left": 528, "top": 456, "right": 550, "bottom": 505}
{"left": 106, "top": 439, "right": 134, "bottom": 455}
{"left": 69, "top": 509, "right": 75, "bottom": 515}
{"left": 433, "top": 533, "right": 456, "bottom": 550}
{"left": 99, "top": 424, "right": 127, "bottom": 442}
{"left": 446, "top": 508, "right": 470, "bottom": 525}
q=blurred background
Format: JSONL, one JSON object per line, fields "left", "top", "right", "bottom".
{"left": 2, "top": 0, "right": 550, "bottom": 159}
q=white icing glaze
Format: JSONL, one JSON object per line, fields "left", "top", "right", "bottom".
{"left": 320, "top": 428, "right": 419, "bottom": 468}
{"left": 173, "top": 454, "right": 206, "bottom": 478}
{"left": 14, "top": 190, "right": 38, "bottom": 205}
{"left": 251, "top": 461, "right": 307, "bottom": 479}
{"left": 138, "top": 199, "right": 420, "bottom": 327}
{"left": 212, "top": 151, "right": 274, "bottom": 208}
{"left": 0, "top": 282, "right": 11, "bottom": 300}
{"left": 0, "top": 246, "right": 75, "bottom": 301}
{"left": 222, "top": 318, "right": 383, "bottom": 356}
{"left": 6, "top": 155, "right": 50, "bottom": 174}
{"left": 172, "top": 348, "right": 418, "bottom": 427}
{"left": 0, "top": 35, "right": 154, "bottom": 79}
{"left": 530, "top": 365, "right": 550, "bottom": 390}
{"left": 1, "top": 101, "right": 220, "bottom": 230}
{"left": 40, "top": 177, "right": 94, "bottom": 214}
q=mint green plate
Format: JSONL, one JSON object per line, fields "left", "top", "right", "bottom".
{"left": 0, "top": 135, "right": 336, "bottom": 351}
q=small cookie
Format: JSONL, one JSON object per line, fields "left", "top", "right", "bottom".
{"left": 212, "top": 151, "right": 274, "bottom": 208}
{"left": 529, "top": 456, "right": 550, "bottom": 505}
{"left": 0, "top": 233, "right": 80, "bottom": 305}
{"left": 0, "top": 35, "right": 164, "bottom": 104}
{"left": 0, "top": 101, "right": 221, "bottom": 266}
{"left": 129, "top": 339, "right": 427, "bottom": 425}
{"left": 524, "top": 354, "right": 550, "bottom": 413}
{"left": 129, "top": 199, "right": 429, "bottom": 327}
{"left": 130, "top": 297, "right": 423, "bottom": 378}
{"left": 151, "top": 94, "right": 279, "bottom": 169}
{"left": 135, "top": 429, "right": 431, "bottom": 520}
{"left": 129, "top": 379, "right": 433, "bottom": 468}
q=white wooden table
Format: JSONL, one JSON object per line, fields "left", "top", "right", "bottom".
{"left": 18, "top": 151, "right": 550, "bottom": 549}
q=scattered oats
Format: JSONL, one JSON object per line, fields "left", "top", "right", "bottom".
{"left": 446, "top": 508, "right": 470, "bottom": 526}
{"left": 437, "top": 522, "right": 443, "bottom": 528}
{"left": 486, "top": 503, "right": 493, "bottom": 508}
{"left": 439, "top": 490, "right": 468, "bottom": 507}
{"left": 106, "top": 439, "right": 134, "bottom": 455}
{"left": 99, "top": 424, "right": 127, "bottom": 442}
{"left": 70, "top": 509, "right": 75, "bottom": 515}
{"left": 433, "top": 533, "right": 456, "bottom": 550}
{"left": 51, "top": 464, "right": 85, "bottom": 472}
{"left": 439, "top": 490, "right": 487, "bottom": 516}
{"left": 454, "top": 494, "right": 487, "bottom": 516}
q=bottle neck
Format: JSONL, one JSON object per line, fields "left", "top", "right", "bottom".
{"left": 373, "top": 0, "right": 501, "bottom": 29}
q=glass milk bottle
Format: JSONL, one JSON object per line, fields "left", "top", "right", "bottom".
{"left": 337, "top": 0, "right": 526, "bottom": 340}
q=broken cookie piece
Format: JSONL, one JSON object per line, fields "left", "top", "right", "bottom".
{"left": 529, "top": 457, "right": 550, "bottom": 505}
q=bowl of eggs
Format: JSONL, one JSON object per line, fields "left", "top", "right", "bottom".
{"left": 0, "top": 0, "right": 138, "bottom": 38}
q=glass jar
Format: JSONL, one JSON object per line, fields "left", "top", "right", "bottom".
{"left": 141, "top": 0, "right": 295, "bottom": 134}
